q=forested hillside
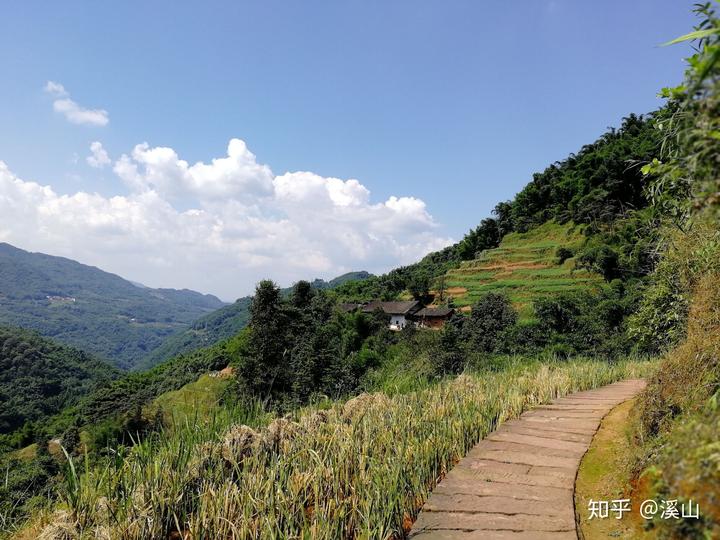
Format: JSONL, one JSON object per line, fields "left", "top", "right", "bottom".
{"left": 333, "top": 113, "right": 662, "bottom": 304}
{"left": 0, "top": 326, "right": 118, "bottom": 440}
{"left": 0, "top": 243, "right": 226, "bottom": 370}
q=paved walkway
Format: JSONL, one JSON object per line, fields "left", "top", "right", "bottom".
{"left": 409, "top": 379, "right": 646, "bottom": 540}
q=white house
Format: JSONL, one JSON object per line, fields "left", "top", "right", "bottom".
{"left": 361, "top": 300, "right": 421, "bottom": 330}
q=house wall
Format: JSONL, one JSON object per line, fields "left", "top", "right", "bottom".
{"left": 389, "top": 315, "right": 407, "bottom": 329}
{"left": 419, "top": 317, "right": 446, "bottom": 329}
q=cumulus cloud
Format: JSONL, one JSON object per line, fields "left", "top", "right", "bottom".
{"left": 45, "top": 81, "right": 109, "bottom": 126}
{"left": 86, "top": 141, "right": 111, "bottom": 168}
{"left": 114, "top": 138, "right": 274, "bottom": 201}
{"left": 0, "top": 140, "right": 452, "bottom": 299}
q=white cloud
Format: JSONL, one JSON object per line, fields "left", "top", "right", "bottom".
{"left": 86, "top": 141, "right": 111, "bottom": 168}
{"left": 114, "top": 138, "right": 273, "bottom": 201}
{"left": 0, "top": 140, "right": 452, "bottom": 300}
{"left": 45, "top": 81, "right": 109, "bottom": 126}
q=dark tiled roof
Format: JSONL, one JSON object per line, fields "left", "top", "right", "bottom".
{"left": 338, "top": 303, "right": 363, "bottom": 313}
{"left": 415, "top": 307, "right": 454, "bottom": 318}
{"left": 361, "top": 300, "right": 420, "bottom": 315}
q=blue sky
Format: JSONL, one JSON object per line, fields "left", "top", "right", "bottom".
{"left": 0, "top": 1, "right": 698, "bottom": 299}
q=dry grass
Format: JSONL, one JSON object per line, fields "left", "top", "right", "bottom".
{"left": 32, "top": 358, "right": 653, "bottom": 539}
{"left": 631, "top": 273, "right": 720, "bottom": 538}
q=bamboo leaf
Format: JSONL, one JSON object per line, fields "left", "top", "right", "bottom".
{"left": 663, "top": 27, "right": 720, "bottom": 46}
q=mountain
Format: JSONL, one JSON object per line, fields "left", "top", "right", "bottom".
{"left": 136, "top": 297, "right": 253, "bottom": 370}
{"left": 0, "top": 325, "right": 119, "bottom": 436}
{"left": 137, "top": 271, "right": 374, "bottom": 369}
{"left": 333, "top": 113, "right": 660, "bottom": 306}
{"left": 0, "top": 243, "right": 226, "bottom": 370}
{"left": 313, "top": 271, "right": 373, "bottom": 289}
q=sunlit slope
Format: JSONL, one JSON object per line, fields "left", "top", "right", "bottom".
{"left": 150, "top": 370, "right": 234, "bottom": 428}
{"left": 442, "top": 222, "right": 602, "bottom": 317}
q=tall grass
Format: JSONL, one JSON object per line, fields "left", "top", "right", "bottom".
{"left": 38, "top": 358, "right": 652, "bottom": 539}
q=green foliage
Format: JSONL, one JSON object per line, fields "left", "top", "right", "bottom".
{"left": 237, "top": 280, "right": 393, "bottom": 406}
{"left": 332, "top": 244, "right": 461, "bottom": 303}
{"left": 0, "top": 242, "right": 226, "bottom": 370}
{"left": 407, "top": 272, "right": 431, "bottom": 302}
{"left": 137, "top": 297, "right": 252, "bottom": 370}
{"left": 0, "top": 439, "right": 60, "bottom": 532}
{"left": 461, "top": 293, "right": 517, "bottom": 353}
{"left": 0, "top": 327, "right": 118, "bottom": 438}
{"left": 524, "top": 282, "right": 641, "bottom": 358}
{"left": 432, "top": 323, "right": 464, "bottom": 374}
{"left": 629, "top": 7, "right": 720, "bottom": 537}
{"left": 554, "top": 246, "right": 574, "bottom": 264}
{"left": 633, "top": 273, "right": 720, "bottom": 539}
{"left": 645, "top": 3, "right": 720, "bottom": 221}
{"left": 576, "top": 207, "right": 663, "bottom": 281}
{"left": 78, "top": 332, "right": 246, "bottom": 429}
{"left": 629, "top": 221, "right": 720, "bottom": 353}
{"left": 507, "top": 113, "right": 661, "bottom": 231}
{"left": 140, "top": 272, "right": 374, "bottom": 369}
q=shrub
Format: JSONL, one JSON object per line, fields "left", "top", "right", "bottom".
{"left": 554, "top": 246, "right": 574, "bottom": 265}
{"left": 462, "top": 292, "right": 518, "bottom": 353}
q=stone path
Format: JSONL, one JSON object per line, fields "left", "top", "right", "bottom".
{"left": 409, "top": 379, "right": 646, "bottom": 540}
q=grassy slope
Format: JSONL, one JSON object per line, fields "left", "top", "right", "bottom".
{"left": 440, "top": 222, "right": 602, "bottom": 318}
{"left": 151, "top": 372, "right": 233, "bottom": 428}
{"left": 629, "top": 272, "right": 720, "bottom": 538}
{"left": 0, "top": 326, "right": 120, "bottom": 435}
{"left": 575, "top": 398, "right": 647, "bottom": 539}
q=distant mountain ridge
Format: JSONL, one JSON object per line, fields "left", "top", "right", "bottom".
{"left": 0, "top": 243, "right": 226, "bottom": 370}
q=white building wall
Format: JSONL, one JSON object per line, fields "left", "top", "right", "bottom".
{"left": 389, "top": 315, "right": 407, "bottom": 330}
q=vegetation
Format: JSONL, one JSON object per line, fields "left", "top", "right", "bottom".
{"left": 137, "top": 272, "right": 373, "bottom": 370}
{"left": 575, "top": 398, "right": 642, "bottom": 539}
{"left": 0, "top": 328, "right": 118, "bottom": 534}
{"left": 0, "top": 327, "right": 118, "bottom": 440}
{"left": 151, "top": 372, "right": 234, "bottom": 428}
{"left": 0, "top": 242, "right": 226, "bottom": 370}
{"left": 617, "top": 5, "right": 720, "bottom": 538}
{"left": 26, "top": 359, "right": 650, "bottom": 540}
{"left": 136, "top": 297, "right": 253, "bottom": 370}
{"left": 442, "top": 221, "right": 602, "bottom": 316}
{"left": 237, "top": 280, "right": 393, "bottom": 407}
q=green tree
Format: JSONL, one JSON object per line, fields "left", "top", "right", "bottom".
{"left": 463, "top": 293, "right": 518, "bottom": 352}
{"left": 434, "top": 323, "right": 464, "bottom": 374}
{"left": 239, "top": 280, "right": 289, "bottom": 397}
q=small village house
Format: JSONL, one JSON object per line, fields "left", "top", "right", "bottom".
{"left": 414, "top": 306, "right": 455, "bottom": 329}
{"left": 362, "top": 300, "right": 421, "bottom": 330}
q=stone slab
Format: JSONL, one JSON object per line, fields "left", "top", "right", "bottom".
{"left": 409, "top": 378, "right": 646, "bottom": 539}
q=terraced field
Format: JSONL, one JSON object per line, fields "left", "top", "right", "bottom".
{"left": 441, "top": 222, "right": 603, "bottom": 319}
